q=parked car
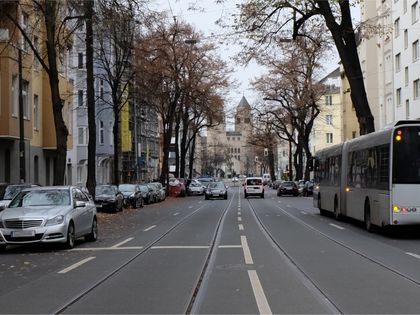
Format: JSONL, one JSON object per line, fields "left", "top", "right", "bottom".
{"left": 147, "top": 183, "right": 160, "bottom": 203}
{"left": 0, "top": 186, "right": 97, "bottom": 250}
{"left": 187, "top": 180, "right": 206, "bottom": 195}
{"left": 277, "top": 181, "right": 299, "bottom": 197}
{"left": 196, "top": 176, "right": 214, "bottom": 187}
{"left": 168, "top": 178, "right": 186, "bottom": 197}
{"left": 138, "top": 184, "right": 153, "bottom": 204}
{"left": 118, "top": 184, "right": 143, "bottom": 208}
{"left": 95, "top": 185, "right": 124, "bottom": 212}
{"left": 0, "top": 184, "right": 39, "bottom": 208}
{"left": 262, "top": 173, "right": 271, "bottom": 186}
{"left": 272, "top": 180, "right": 282, "bottom": 190}
{"left": 244, "top": 177, "right": 264, "bottom": 198}
{"left": 150, "top": 182, "right": 166, "bottom": 201}
{"left": 303, "top": 180, "right": 314, "bottom": 197}
{"left": 205, "top": 181, "right": 228, "bottom": 200}
{"left": 296, "top": 180, "right": 305, "bottom": 195}
{"left": 0, "top": 183, "right": 9, "bottom": 200}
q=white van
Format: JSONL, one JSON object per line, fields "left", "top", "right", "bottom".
{"left": 262, "top": 173, "right": 271, "bottom": 185}
{"left": 244, "top": 177, "right": 264, "bottom": 198}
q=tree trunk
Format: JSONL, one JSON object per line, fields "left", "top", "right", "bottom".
{"left": 188, "top": 135, "right": 196, "bottom": 179}
{"left": 113, "top": 108, "right": 120, "bottom": 185}
{"left": 45, "top": 2, "right": 68, "bottom": 185}
{"left": 85, "top": 0, "right": 96, "bottom": 197}
{"left": 317, "top": 0, "right": 375, "bottom": 135}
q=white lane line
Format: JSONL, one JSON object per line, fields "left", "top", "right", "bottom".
{"left": 329, "top": 223, "right": 345, "bottom": 230}
{"left": 237, "top": 212, "right": 241, "bottom": 215}
{"left": 248, "top": 270, "right": 272, "bottom": 315}
{"left": 238, "top": 217, "right": 242, "bottom": 222}
{"left": 151, "top": 246, "right": 209, "bottom": 249}
{"left": 406, "top": 252, "right": 420, "bottom": 259}
{"left": 238, "top": 224, "right": 244, "bottom": 231}
{"left": 241, "top": 235, "right": 254, "bottom": 265}
{"left": 71, "top": 247, "right": 143, "bottom": 251}
{"left": 173, "top": 212, "right": 180, "bottom": 216}
{"left": 111, "top": 237, "right": 134, "bottom": 248}
{"left": 58, "top": 257, "right": 95, "bottom": 274}
{"left": 188, "top": 206, "right": 193, "bottom": 209}
{"left": 144, "top": 225, "right": 157, "bottom": 232}
{"left": 219, "top": 245, "right": 242, "bottom": 248}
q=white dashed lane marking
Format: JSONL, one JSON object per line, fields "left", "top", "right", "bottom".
{"left": 58, "top": 257, "right": 95, "bottom": 274}
{"left": 144, "top": 225, "right": 156, "bottom": 232}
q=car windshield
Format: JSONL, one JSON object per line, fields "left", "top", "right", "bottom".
{"left": 96, "top": 186, "right": 115, "bottom": 195}
{"left": 3, "top": 185, "right": 31, "bottom": 200}
{"left": 119, "top": 184, "right": 135, "bottom": 192}
{"left": 9, "top": 189, "right": 71, "bottom": 208}
{"left": 282, "top": 182, "right": 294, "bottom": 187}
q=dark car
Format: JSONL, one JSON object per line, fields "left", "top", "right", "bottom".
{"left": 138, "top": 184, "right": 153, "bottom": 204}
{"left": 303, "top": 180, "right": 314, "bottom": 197}
{"left": 205, "top": 181, "right": 228, "bottom": 200}
{"left": 118, "top": 184, "right": 143, "bottom": 208}
{"left": 95, "top": 185, "right": 124, "bottom": 212}
{"left": 277, "top": 181, "right": 299, "bottom": 197}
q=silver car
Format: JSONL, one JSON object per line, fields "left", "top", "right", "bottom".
{"left": 0, "top": 186, "right": 98, "bottom": 250}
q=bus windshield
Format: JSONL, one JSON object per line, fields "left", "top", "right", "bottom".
{"left": 393, "top": 126, "right": 420, "bottom": 184}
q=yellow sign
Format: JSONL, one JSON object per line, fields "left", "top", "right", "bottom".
{"left": 121, "top": 85, "right": 131, "bottom": 152}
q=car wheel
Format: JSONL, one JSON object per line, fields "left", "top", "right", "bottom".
{"left": 205, "top": 194, "right": 209, "bottom": 200}
{"left": 224, "top": 193, "right": 228, "bottom": 200}
{"left": 85, "top": 217, "right": 98, "bottom": 242}
{"left": 244, "top": 193, "right": 248, "bottom": 198}
{"left": 364, "top": 201, "right": 374, "bottom": 232}
{"left": 65, "top": 222, "right": 76, "bottom": 249}
{"left": 261, "top": 193, "right": 264, "bottom": 198}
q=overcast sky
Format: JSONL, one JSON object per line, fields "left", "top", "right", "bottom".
{"left": 151, "top": 1, "right": 341, "bottom": 114}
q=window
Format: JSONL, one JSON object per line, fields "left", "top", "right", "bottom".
{"left": 406, "top": 99, "right": 410, "bottom": 118}
{"left": 99, "top": 121, "right": 104, "bottom": 144}
{"left": 326, "top": 133, "right": 333, "bottom": 144}
{"left": 394, "top": 18, "right": 400, "bottom": 37}
{"left": 326, "top": 114, "right": 333, "bottom": 125}
{"left": 33, "top": 95, "right": 39, "bottom": 130}
{"left": 325, "top": 95, "right": 332, "bottom": 105}
{"left": 21, "top": 13, "right": 29, "bottom": 51}
{"left": 404, "top": 29, "right": 408, "bottom": 49}
{"left": 11, "top": 75, "right": 18, "bottom": 116}
{"left": 78, "top": 90, "right": 84, "bottom": 107}
{"left": 405, "top": 67, "right": 409, "bottom": 86}
{"left": 413, "top": 40, "right": 419, "bottom": 61}
{"left": 412, "top": 2, "right": 418, "bottom": 23}
{"left": 78, "top": 127, "right": 88, "bottom": 145}
{"left": 238, "top": 148, "right": 240, "bottom": 153}
{"left": 395, "top": 53, "right": 401, "bottom": 72}
{"left": 78, "top": 53, "right": 83, "bottom": 69}
{"left": 396, "top": 88, "right": 402, "bottom": 106}
{"left": 22, "top": 80, "right": 29, "bottom": 119}
{"left": 414, "top": 79, "right": 420, "bottom": 99}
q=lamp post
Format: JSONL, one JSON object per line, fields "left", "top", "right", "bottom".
{"left": 18, "top": 48, "right": 25, "bottom": 183}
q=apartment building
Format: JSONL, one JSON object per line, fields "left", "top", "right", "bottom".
{"left": 0, "top": 4, "right": 73, "bottom": 185}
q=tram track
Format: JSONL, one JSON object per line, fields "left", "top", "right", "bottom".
{"left": 53, "top": 191, "right": 236, "bottom": 315}
{"left": 247, "top": 196, "right": 420, "bottom": 314}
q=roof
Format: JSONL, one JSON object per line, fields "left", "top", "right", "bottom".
{"left": 237, "top": 96, "right": 251, "bottom": 109}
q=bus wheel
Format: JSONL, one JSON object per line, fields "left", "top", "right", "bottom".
{"left": 318, "top": 195, "right": 326, "bottom": 216}
{"left": 333, "top": 196, "right": 341, "bottom": 221}
{"left": 364, "top": 201, "right": 374, "bottom": 232}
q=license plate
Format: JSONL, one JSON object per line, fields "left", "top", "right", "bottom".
{"left": 96, "top": 204, "right": 102, "bottom": 208}
{"left": 213, "top": 194, "right": 219, "bottom": 197}
{"left": 12, "top": 230, "right": 35, "bottom": 237}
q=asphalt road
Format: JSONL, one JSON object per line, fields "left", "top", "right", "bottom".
{"left": 2, "top": 185, "right": 420, "bottom": 314}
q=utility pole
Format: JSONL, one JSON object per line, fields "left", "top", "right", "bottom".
{"left": 18, "top": 48, "right": 25, "bottom": 183}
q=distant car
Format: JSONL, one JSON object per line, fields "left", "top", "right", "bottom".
{"left": 303, "top": 180, "right": 314, "bottom": 197}
{"left": 95, "top": 185, "right": 124, "bottom": 212}
{"left": 187, "top": 180, "right": 205, "bottom": 195}
{"left": 244, "top": 177, "right": 264, "bottom": 198}
{"left": 0, "top": 184, "right": 39, "bottom": 209}
{"left": 232, "top": 177, "right": 239, "bottom": 182}
{"left": 147, "top": 183, "right": 160, "bottom": 203}
{"left": 205, "top": 181, "right": 228, "bottom": 200}
{"left": 196, "top": 176, "right": 214, "bottom": 187}
{"left": 297, "top": 180, "right": 305, "bottom": 195}
{"left": 118, "top": 184, "right": 143, "bottom": 208}
{"left": 262, "top": 173, "right": 271, "bottom": 186}
{"left": 277, "top": 181, "right": 299, "bottom": 197}
{"left": 272, "top": 180, "right": 282, "bottom": 190}
{"left": 0, "top": 186, "right": 97, "bottom": 250}
{"left": 138, "top": 184, "right": 153, "bottom": 204}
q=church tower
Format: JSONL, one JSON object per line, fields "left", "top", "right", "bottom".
{"left": 235, "top": 96, "right": 252, "bottom": 137}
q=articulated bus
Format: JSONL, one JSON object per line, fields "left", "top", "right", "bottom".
{"left": 312, "top": 120, "right": 420, "bottom": 231}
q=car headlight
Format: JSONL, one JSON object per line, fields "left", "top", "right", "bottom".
{"left": 45, "top": 215, "right": 65, "bottom": 226}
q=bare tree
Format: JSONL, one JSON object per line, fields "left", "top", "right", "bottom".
{"left": 233, "top": 0, "right": 375, "bottom": 135}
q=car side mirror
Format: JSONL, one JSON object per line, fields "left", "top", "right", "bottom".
{"left": 75, "top": 201, "right": 86, "bottom": 208}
